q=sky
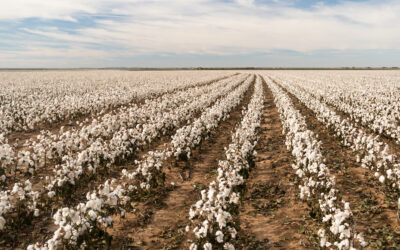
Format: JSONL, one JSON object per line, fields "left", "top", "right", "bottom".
{"left": 0, "top": 0, "right": 399, "bottom": 68}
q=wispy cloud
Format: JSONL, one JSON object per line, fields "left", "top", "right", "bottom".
{"left": 0, "top": 0, "right": 399, "bottom": 67}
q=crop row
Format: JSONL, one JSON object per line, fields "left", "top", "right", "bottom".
{"left": 265, "top": 77, "right": 366, "bottom": 249}
{"left": 0, "top": 74, "right": 248, "bottom": 232}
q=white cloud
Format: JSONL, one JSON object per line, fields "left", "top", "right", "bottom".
{"left": 236, "top": 0, "right": 255, "bottom": 7}
{"left": 0, "top": 0, "right": 97, "bottom": 21}
{"left": 68, "top": 0, "right": 400, "bottom": 52}
{"left": 1, "top": 0, "right": 400, "bottom": 66}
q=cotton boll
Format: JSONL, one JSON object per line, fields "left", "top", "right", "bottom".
{"left": 203, "top": 242, "right": 212, "bottom": 250}
{"left": 0, "top": 216, "right": 6, "bottom": 230}
{"left": 223, "top": 243, "right": 235, "bottom": 250}
{"left": 189, "top": 243, "right": 198, "bottom": 250}
{"left": 356, "top": 233, "right": 367, "bottom": 247}
{"left": 48, "top": 191, "right": 56, "bottom": 198}
{"left": 215, "top": 230, "right": 224, "bottom": 243}
{"left": 88, "top": 210, "right": 97, "bottom": 220}
{"left": 379, "top": 175, "right": 385, "bottom": 183}
{"left": 386, "top": 169, "right": 393, "bottom": 179}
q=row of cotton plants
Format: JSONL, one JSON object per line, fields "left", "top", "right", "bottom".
{"left": 3, "top": 74, "right": 244, "bottom": 183}
{"left": 0, "top": 70, "right": 232, "bottom": 135}
{"left": 269, "top": 71, "right": 400, "bottom": 144}
{"left": 0, "top": 134, "right": 13, "bottom": 183}
{"left": 276, "top": 77, "right": 400, "bottom": 201}
{"left": 27, "top": 179, "right": 131, "bottom": 249}
{"left": 27, "top": 74, "right": 254, "bottom": 249}
{"left": 44, "top": 74, "right": 248, "bottom": 197}
{"left": 0, "top": 137, "right": 41, "bottom": 231}
{"left": 0, "top": 74, "right": 249, "bottom": 233}
{"left": 0, "top": 74, "right": 238, "bottom": 188}
{"left": 265, "top": 77, "right": 366, "bottom": 249}
{"left": 1, "top": 77, "right": 226, "bottom": 186}
{"left": 186, "top": 75, "right": 263, "bottom": 250}
{"left": 122, "top": 75, "right": 254, "bottom": 192}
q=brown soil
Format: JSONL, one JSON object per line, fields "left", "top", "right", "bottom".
{"left": 108, "top": 78, "right": 255, "bottom": 249}
{"left": 236, "top": 77, "right": 313, "bottom": 249}
{"left": 270, "top": 77, "right": 400, "bottom": 248}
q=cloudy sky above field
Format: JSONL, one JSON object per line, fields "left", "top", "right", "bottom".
{"left": 0, "top": 0, "right": 399, "bottom": 68}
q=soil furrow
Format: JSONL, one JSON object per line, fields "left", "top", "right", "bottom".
{"left": 236, "top": 77, "right": 312, "bottom": 249}
{"left": 108, "top": 77, "right": 255, "bottom": 250}
{"left": 271, "top": 77, "right": 400, "bottom": 248}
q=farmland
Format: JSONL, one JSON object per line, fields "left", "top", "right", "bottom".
{"left": 0, "top": 70, "right": 399, "bottom": 249}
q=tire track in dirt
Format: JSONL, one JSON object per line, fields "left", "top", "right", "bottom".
{"left": 271, "top": 77, "right": 400, "bottom": 248}
{"left": 236, "top": 77, "right": 313, "bottom": 249}
{"left": 108, "top": 77, "right": 255, "bottom": 249}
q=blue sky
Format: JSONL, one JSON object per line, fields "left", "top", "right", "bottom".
{"left": 0, "top": 0, "right": 399, "bottom": 68}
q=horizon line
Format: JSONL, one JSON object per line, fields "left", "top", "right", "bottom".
{"left": 1, "top": 67, "right": 400, "bottom": 71}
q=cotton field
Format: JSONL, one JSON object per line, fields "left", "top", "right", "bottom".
{"left": 0, "top": 70, "right": 399, "bottom": 249}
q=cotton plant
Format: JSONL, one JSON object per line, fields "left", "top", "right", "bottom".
{"left": 42, "top": 74, "right": 248, "bottom": 197}
{"left": 10, "top": 73, "right": 245, "bottom": 179}
{"left": 266, "top": 77, "right": 367, "bottom": 249}
{"left": 28, "top": 179, "right": 130, "bottom": 249}
{"left": 171, "top": 75, "right": 254, "bottom": 161}
{"left": 0, "top": 71, "right": 233, "bottom": 135}
{"left": 278, "top": 76, "right": 400, "bottom": 201}
{"left": 1, "top": 74, "right": 247, "bottom": 233}
{"left": 188, "top": 76, "right": 263, "bottom": 249}
{"left": 278, "top": 72, "right": 400, "bottom": 144}
{"left": 27, "top": 74, "right": 252, "bottom": 248}
{"left": 0, "top": 180, "right": 39, "bottom": 230}
{"left": 0, "top": 134, "right": 15, "bottom": 183}
{"left": 121, "top": 75, "right": 254, "bottom": 191}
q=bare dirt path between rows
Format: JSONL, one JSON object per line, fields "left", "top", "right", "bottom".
{"left": 236, "top": 77, "right": 313, "bottom": 249}
{"left": 271, "top": 77, "right": 400, "bottom": 248}
{"left": 108, "top": 78, "right": 255, "bottom": 249}
{"left": 2, "top": 76, "right": 242, "bottom": 249}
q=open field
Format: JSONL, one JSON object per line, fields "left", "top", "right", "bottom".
{"left": 1, "top": 70, "right": 400, "bottom": 249}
